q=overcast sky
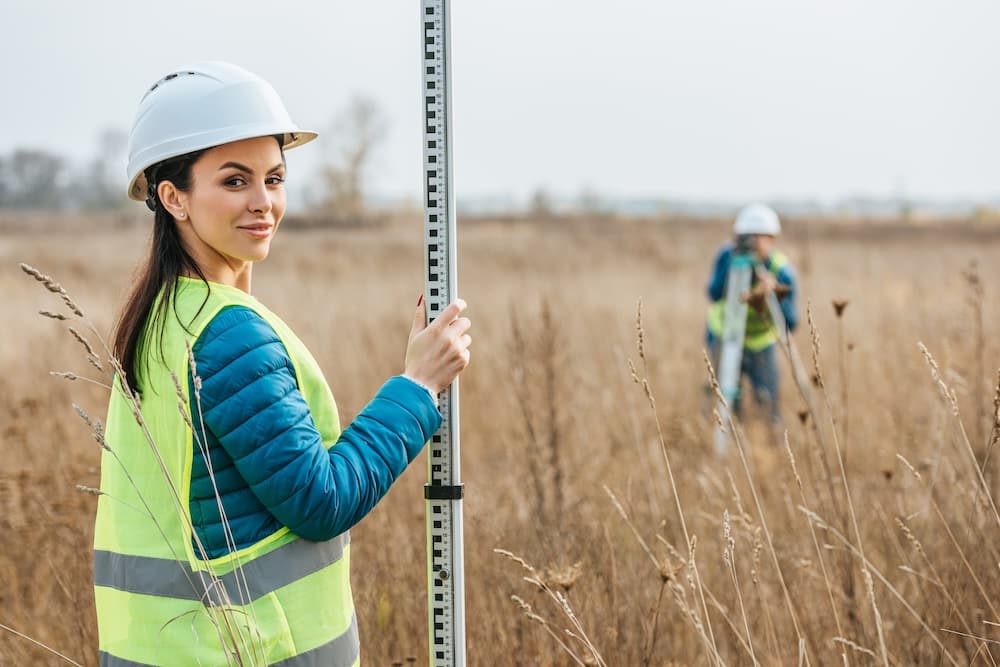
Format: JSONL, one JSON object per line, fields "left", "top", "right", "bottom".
{"left": 3, "top": 0, "right": 998, "bottom": 205}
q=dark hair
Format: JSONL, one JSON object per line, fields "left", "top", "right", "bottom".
{"left": 112, "top": 151, "right": 209, "bottom": 394}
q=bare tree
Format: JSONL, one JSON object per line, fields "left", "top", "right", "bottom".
{"left": 318, "top": 95, "right": 388, "bottom": 224}
{"left": 0, "top": 149, "right": 67, "bottom": 209}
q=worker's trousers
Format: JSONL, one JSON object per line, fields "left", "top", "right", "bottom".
{"left": 708, "top": 339, "right": 781, "bottom": 424}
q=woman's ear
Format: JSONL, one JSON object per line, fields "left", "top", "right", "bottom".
{"left": 157, "top": 181, "right": 189, "bottom": 221}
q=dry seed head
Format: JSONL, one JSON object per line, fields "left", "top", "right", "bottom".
{"left": 38, "top": 310, "right": 67, "bottom": 321}
{"left": 635, "top": 298, "right": 645, "bottom": 362}
{"left": 722, "top": 510, "right": 735, "bottom": 566}
{"left": 725, "top": 469, "right": 749, "bottom": 521}
{"left": 832, "top": 299, "right": 849, "bottom": 317}
{"left": 658, "top": 555, "right": 681, "bottom": 583}
{"left": 641, "top": 378, "right": 655, "bottom": 407}
{"left": 68, "top": 328, "right": 95, "bottom": 356}
{"left": 785, "top": 432, "right": 803, "bottom": 490}
{"left": 626, "top": 358, "right": 640, "bottom": 384}
{"left": 894, "top": 517, "right": 925, "bottom": 556}
{"left": 833, "top": 637, "right": 877, "bottom": 659}
{"left": 750, "top": 527, "right": 763, "bottom": 585}
{"left": 177, "top": 401, "right": 194, "bottom": 429}
{"left": 806, "top": 301, "right": 825, "bottom": 389}
{"left": 495, "top": 548, "right": 539, "bottom": 578}
{"left": 685, "top": 548, "right": 698, "bottom": 593}
{"left": 918, "top": 342, "right": 960, "bottom": 416}
{"left": 87, "top": 355, "right": 104, "bottom": 373}
{"left": 51, "top": 371, "right": 79, "bottom": 382}
{"left": 169, "top": 371, "right": 185, "bottom": 400}
{"left": 510, "top": 595, "right": 546, "bottom": 626}
{"left": 93, "top": 429, "right": 111, "bottom": 452}
{"left": 545, "top": 561, "right": 584, "bottom": 591}
{"left": 20, "top": 263, "right": 64, "bottom": 293}
{"left": 59, "top": 293, "right": 84, "bottom": 318}
{"left": 20, "top": 262, "right": 85, "bottom": 316}
{"left": 186, "top": 343, "right": 204, "bottom": 397}
{"left": 712, "top": 408, "right": 725, "bottom": 431}
{"left": 76, "top": 485, "right": 102, "bottom": 496}
{"left": 73, "top": 403, "right": 92, "bottom": 425}
{"left": 702, "top": 349, "right": 725, "bottom": 405}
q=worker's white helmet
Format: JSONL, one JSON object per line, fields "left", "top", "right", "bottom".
{"left": 733, "top": 203, "right": 781, "bottom": 236}
{"left": 126, "top": 61, "right": 317, "bottom": 201}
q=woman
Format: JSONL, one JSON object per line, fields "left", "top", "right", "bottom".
{"left": 94, "top": 62, "right": 471, "bottom": 666}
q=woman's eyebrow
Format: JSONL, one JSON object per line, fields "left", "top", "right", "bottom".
{"left": 217, "top": 161, "right": 285, "bottom": 173}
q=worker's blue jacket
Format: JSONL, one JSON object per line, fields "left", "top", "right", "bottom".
{"left": 188, "top": 305, "right": 441, "bottom": 558}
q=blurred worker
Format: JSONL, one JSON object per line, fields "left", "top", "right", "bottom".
{"left": 94, "top": 62, "right": 471, "bottom": 666}
{"left": 705, "top": 203, "right": 797, "bottom": 424}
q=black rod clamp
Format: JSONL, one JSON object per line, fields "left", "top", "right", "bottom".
{"left": 425, "top": 483, "right": 464, "bottom": 500}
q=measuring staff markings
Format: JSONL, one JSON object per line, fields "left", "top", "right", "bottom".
{"left": 421, "top": 1, "right": 466, "bottom": 665}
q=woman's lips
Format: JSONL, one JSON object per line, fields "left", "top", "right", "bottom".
{"left": 238, "top": 223, "right": 273, "bottom": 238}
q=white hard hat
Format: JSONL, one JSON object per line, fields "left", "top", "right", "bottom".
{"left": 126, "top": 61, "right": 317, "bottom": 201}
{"left": 733, "top": 203, "right": 781, "bottom": 236}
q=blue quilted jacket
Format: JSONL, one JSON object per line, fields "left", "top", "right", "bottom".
{"left": 187, "top": 305, "right": 441, "bottom": 559}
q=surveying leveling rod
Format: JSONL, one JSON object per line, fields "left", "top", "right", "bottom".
{"left": 420, "top": 1, "right": 467, "bottom": 665}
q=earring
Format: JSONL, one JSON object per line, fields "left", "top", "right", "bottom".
{"left": 178, "top": 212, "right": 186, "bottom": 219}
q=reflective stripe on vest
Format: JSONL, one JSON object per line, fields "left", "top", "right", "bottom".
{"left": 95, "top": 277, "right": 352, "bottom": 666}
{"left": 99, "top": 614, "right": 360, "bottom": 667}
{"left": 94, "top": 533, "right": 348, "bottom": 602}
{"left": 707, "top": 250, "right": 789, "bottom": 352}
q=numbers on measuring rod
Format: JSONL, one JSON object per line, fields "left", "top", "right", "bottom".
{"left": 421, "top": 1, "right": 465, "bottom": 665}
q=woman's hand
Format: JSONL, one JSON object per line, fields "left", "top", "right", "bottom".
{"left": 404, "top": 296, "right": 471, "bottom": 395}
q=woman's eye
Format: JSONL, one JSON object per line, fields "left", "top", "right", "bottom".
{"left": 224, "top": 176, "right": 246, "bottom": 187}
{"left": 267, "top": 175, "right": 285, "bottom": 186}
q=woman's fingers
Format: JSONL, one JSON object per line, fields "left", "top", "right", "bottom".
{"left": 432, "top": 298, "right": 467, "bottom": 330}
{"left": 403, "top": 298, "right": 471, "bottom": 394}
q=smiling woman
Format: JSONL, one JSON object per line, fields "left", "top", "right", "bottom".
{"left": 157, "top": 137, "right": 288, "bottom": 290}
{"left": 94, "top": 62, "right": 472, "bottom": 666}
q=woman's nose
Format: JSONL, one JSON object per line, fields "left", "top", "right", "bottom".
{"left": 248, "top": 181, "right": 272, "bottom": 214}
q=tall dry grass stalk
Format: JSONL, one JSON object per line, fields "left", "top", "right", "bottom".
{"left": 807, "top": 302, "right": 890, "bottom": 666}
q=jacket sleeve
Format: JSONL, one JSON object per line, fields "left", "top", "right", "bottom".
{"left": 776, "top": 264, "right": 798, "bottom": 331}
{"left": 192, "top": 306, "right": 442, "bottom": 541}
{"left": 707, "top": 245, "right": 731, "bottom": 302}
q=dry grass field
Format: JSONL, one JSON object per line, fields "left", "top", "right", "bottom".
{"left": 1, "top": 211, "right": 998, "bottom": 665}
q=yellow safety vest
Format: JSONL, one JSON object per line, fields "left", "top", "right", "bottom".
{"left": 94, "top": 277, "right": 359, "bottom": 666}
{"left": 707, "top": 250, "right": 789, "bottom": 352}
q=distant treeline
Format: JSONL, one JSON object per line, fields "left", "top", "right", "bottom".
{"left": 0, "top": 128, "right": 129, "bottom": 211}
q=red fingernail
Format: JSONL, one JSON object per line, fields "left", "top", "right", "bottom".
{"left": 417, "top": 294, "right": 424, "bottom": 306}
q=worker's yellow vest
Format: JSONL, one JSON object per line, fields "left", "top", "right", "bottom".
{"left": 94, "top": 277, "right": 359, "bottom": 666}
{"left": 707, "top": 250, "right": 789, "bottom": 352}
